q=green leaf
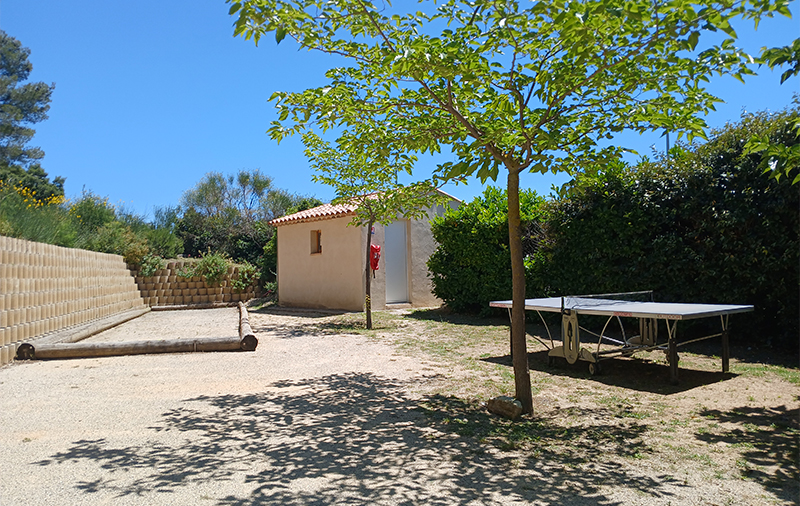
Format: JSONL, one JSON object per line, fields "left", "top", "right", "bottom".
{"left": 276, "top": 27, "right": 287, "bottom": 45}
{"left": 688, "top": 31, "right": 700, "bottom": 51}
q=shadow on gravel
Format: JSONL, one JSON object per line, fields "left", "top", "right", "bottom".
{"left": 694, "top": 404, "right": 799, "bottom": 503}
{"left": 35, "top": 372, "right": 684, "bottom": 505}
{"left": 249, "top": 306, "right": 350, "bottom": 318}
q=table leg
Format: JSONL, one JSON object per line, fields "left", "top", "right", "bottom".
{"left": 507, "top": 308, "right": 513, "bottom": 360}
{"left": 721, "top": 315, "right": 730, "bottom": 373}
{"left": 668, "top": 321, "right": 679, "bottom": 384}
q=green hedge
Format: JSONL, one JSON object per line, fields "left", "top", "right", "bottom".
{"left": 427, "top": 186, "right": 546, "bottom": 314}
{"left": 540, "top": 110, "right": 798, "bottom": 348}
{"left": 429, "top": 108, "right": 799, "bottom": 350}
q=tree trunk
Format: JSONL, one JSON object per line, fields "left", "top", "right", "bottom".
{"left": 507, "top": 169, "right": 533, "bottom": 415}
{"left": 365, "top": 220, "right": 374, "bottom": 330}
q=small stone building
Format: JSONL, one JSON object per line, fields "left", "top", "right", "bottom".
{"left": 269, "top": 193, "right": 460, "bottom": 311}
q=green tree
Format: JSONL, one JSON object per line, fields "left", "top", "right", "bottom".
{"left": 181, "top": 169, "right": 296, "bottom": 226}
{"left": 304, "top": 131, "right": 443, "bottom": 329}
{"left": 0, "top": 31, "right": 60, "bottom": 200}
{"left": 179, "top": 169, "right": 321, "bottom": 264}
{"left": 744, "top": 40, "right": 800, "bottom": 184}
{"left": 230, "top": 0, "right": 789, "bottom": 414}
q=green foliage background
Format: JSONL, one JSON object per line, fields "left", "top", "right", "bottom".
{"left": 428, "top": 186, "right": 546, "bottom": 315}
{"left": 429, "top": 109, "right": 799, "bottom": 350}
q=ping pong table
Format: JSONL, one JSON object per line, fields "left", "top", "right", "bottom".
{"left": 489, "top": 291, "right": 754, "bottom": 383}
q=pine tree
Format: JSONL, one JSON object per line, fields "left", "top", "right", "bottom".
{"left": 0, "top": 31, "right": 61, "bottom": 199}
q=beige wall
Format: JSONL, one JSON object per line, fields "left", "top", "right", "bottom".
{"left": 276, "top": 199, "right": 459, "bottom": 311}
{"left": 276, "top": 216, "right": 366, "bottom": 311}
{"left": 0, "top": 236, "right": 147, "bottom": 366}
{"left": 408, "top": 207, "right": 444, "bottom": 307}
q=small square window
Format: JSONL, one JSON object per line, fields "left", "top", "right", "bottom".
{"left": 311, "top": 230, "right": 322, "bottom": 254}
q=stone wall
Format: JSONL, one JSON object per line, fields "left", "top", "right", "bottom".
{"left": 132, "top": 260, "right": 257, "bottom": 307}
{"left": 0, "top": 236, "right": 147, "bottom": 366}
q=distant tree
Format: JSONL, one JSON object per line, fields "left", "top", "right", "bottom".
{"left": 152, "top": 205, "right": 182, "bottom": 230}
{"left": 181, "top": 172, "right": 230, "bottom": 219}
{"left": 179, "top": 169, "right": 321, "bottom": 264}
{"left": 180, "top": 169, "right": 309, "bottom": 226}
{"left": 0, "top": 31, "right": 60, "bottom": 200}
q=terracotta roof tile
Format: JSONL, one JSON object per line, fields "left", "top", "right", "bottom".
{"left": 269, "top": 202, "right": 358, "bottom": 226}
{"left": 269, "top": 189, "right": 461, "bottom": 227}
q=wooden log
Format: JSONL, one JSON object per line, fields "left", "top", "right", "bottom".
{"left": 238, "top": 302, "right": 257, "bottom": 351}
{"left": 16, "top": 304, "right": 259, "bottom": 361}
{"left": 32, "top": 307, "right": 151, "bottom": 346}
{"left": 16, "top": 336, "right": 253, "bottom": 360}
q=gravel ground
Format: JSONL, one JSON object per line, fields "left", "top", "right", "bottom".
{"left": 0, "top": 308, "right": 451, "bottom": 506}
{"left": 0, "top": 307, "right": 796, "bottom": 505}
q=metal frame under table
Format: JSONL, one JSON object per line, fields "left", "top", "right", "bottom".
{"left": 490, "top": 292, "right": 754, "bottom": 384}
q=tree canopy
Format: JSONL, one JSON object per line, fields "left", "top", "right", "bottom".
{"left": 0, "top": 31, "right": 60, "bottom": 200}
{"left": 178, "top": 168, "right": 320, "bottom": 266}
{"left": 745, "top": 40, "right": 800, "bottom": 184}
{"left": 230, "top": 0, "right": 792, "bottom": 414}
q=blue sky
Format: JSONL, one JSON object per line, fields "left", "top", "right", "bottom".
{"left": 2, "top": 1, "right": 798, "bottom": 220}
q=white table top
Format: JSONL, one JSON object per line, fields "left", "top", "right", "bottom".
{"left": 489, "top": 297, "right": 754, "bottom": 320}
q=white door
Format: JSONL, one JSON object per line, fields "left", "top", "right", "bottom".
{"left": 384, "top": 221, "right": 408, "bottom": 304}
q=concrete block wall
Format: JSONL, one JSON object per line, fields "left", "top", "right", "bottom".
{"left": 132, "top": 260, "right": 256, "bottom": 307}
{"left": 0, "top": 236, "right": 146, "bottom": 366}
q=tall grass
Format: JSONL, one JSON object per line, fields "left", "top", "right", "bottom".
{"left": 0, "top": 182, "right": 75, "bottom": 246}
{"left": 0, "top": 183, "right": 167, "bottom": 264}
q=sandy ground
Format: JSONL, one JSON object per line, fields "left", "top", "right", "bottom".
{"left": 0, "top": 307, "right": 796, "bottom": 505}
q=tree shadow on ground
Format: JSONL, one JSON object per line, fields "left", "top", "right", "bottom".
{"left": 249, "top": 306, "right": 351, "bottom": 319}
{"left": 35, "top": 373, "right": 689, "bottom": 505}
{"left": 694, "top": 404, "right": 799, "bottom": 503}
{"left": 249, "top": 310, "right": 409, "bottom": 341}
{"left": 481, "top": 350, "right": 738, "bottom": 395}
{"left": 249, "top": 318, "right": 398, "bottom": 340}
{"left": 406, "top": 307, "right": 511, "bottom": 328}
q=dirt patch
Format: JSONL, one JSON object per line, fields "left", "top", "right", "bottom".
{"left": 0, "top": 306, "right": 796, "bottom": 506}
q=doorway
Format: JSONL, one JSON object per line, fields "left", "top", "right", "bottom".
{"left": 384, "top": 220, "right": 409, "bottom": 304}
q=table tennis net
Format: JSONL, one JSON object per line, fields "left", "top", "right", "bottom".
{"left": 561, "top": 291, "right": 653, "bottom": 310}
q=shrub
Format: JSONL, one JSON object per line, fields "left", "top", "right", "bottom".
{"left": 0, "top": 181, "right": 74, "bottom": 246}
{"left": 89, "top": 221, "right": 150, "bottom": 265}
{"left": 69, "top": 191, "right": 116, "bottom": 246}
{"left": 145, "top": 227, "right": 183, "bottom": 259}
{"left": 427, "top": 186, "right": 546, "bottom": 315}
{"left": 535, "top": 108, "right": 799, "bottom": 350}
{"left": 260, "top": 281, "right": 277, "bottom": 301}
{"left": 183, "top": 251, "right": 230, "bottom": 286}
{"left": 261, "top": 231, "right": 277, "bottom": 283}
{"left": 138, "top": 254, "right": 165, "bottom": 277}
{"left": 231, "top": 261, "right": 260, "bottom": 291}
